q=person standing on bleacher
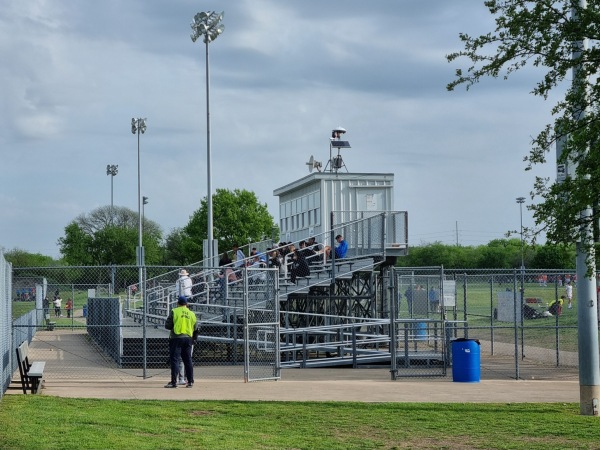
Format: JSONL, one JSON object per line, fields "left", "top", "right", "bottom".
{"left": 176, "top": 269, "right": 193, "bottom": 300}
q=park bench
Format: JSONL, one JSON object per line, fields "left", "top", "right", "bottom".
{"left": 15, "top": 340, "right": 46, "bottom": 394}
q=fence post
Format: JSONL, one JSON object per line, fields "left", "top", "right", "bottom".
{"left": 512, "top": 269, "right": 520, "bottom": 380}
{"left": 389, "top": 269, "right": 397, "bottom": 380}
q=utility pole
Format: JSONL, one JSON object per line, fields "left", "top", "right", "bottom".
{"left": 572, "top": 0, "right": 600, "bottom": 416}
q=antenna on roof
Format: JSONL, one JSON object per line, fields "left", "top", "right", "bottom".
{"left": 324, "top": 126, "right": 351, "bottom": 173}
{"left": 306, "top": 155, "right": 322, "bottom": 173}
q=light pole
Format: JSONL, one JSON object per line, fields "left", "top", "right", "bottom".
{"left": 106, "top": 164, "right": 118, "bottom": 220}
{"left": 131, "top": 117, "right": 147, "bottom": 378}
{"left": 131, "top": 118, "right": 147, "bottom": 268}
{"left": 191, "top": 11, "right": 224, "bottom": 267}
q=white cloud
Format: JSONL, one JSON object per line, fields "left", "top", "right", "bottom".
{"left": 0, "top": 0, "right": 558, "bottom": 258}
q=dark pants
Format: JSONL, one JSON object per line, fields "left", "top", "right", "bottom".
{"left": 169, "top": 336, "right": 194, "bottom": 384}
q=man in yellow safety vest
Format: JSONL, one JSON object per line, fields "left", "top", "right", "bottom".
{"left": 164, "top": 296, "right": 197, "bottom": 388}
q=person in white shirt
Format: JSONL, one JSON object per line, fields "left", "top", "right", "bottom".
{"left": 53, "top": 296, "right": 62, "bottom": 317}
{"left": 565, "top": 282, "right": 573, "bottom": 309}
{"left": 232, "top": 244, "right": 246, "bottom": 268}
{"left": 176, "top": 269, "right": 193, "bottom": 299}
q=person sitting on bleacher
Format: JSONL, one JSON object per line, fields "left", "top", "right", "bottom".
{"left": 289, "top": 249, "right": 310, "bottom": 284}
{"left": 267, "top": 248, "right": 284, "bottom": 275}
{"left": 307, "top": 236, "right": 323, "bottom": 252}
{"left": 324, "top": 234, "right": 348, "bottom": 260}
{"left": 299, "top": 240, "right": 318, "bottom": 265}
{"left": 217, "top": 252, "right": 236, "bottom": 285}
{"left": 249, "top": 255, "right": 267, "bottom": 282}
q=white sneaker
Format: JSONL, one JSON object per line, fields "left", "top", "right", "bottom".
{"left": 568, "top": 304, "right": 573, "bottom": 309}
{"left": 177, "top": 379, "right": 187, "bottom": 385}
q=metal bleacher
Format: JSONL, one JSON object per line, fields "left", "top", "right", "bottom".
{"left": 123, "top": 212, "right": 410, "bottom": 370}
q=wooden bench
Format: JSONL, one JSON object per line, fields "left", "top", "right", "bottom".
{"left": 16, "top": 341, "right": 46, "bottom": 394}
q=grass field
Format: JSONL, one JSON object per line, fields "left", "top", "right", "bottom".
{"left": 453, "top": 280, "right": 580, "bottom": 352}
{"left": 0, "top": 397, "right": 598, "bottom": 449}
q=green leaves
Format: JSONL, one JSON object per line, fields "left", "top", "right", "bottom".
{"left": 448, "top": 0, "right": 600, "bottom": 268}
{"left": 58, "top": 206, "right": 163, "bottom": 265}
{"left": 170, "top": 189, "right": 276, "bottom": 264}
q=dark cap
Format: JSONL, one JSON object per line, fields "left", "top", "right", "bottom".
{"left": 177, "top": 296, "right": 188, "bottom": 305}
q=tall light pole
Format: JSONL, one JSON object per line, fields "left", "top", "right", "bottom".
{"left": 191, "top": 11, "right": 224, "bottom": 267}
{"left": 106, "top": 164, "right": 118, "bottom": 220}
{"left": 131, "top": 117, "right": 147, "bottom": 378}
{"left": 131, "top": 118, "right": 147, "bottom": 278}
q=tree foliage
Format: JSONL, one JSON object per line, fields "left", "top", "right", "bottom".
{"left": 170, "top": 189, "right": 276, "bottom": 264}
{"left": 397, "top": 240, "right": 576, "bottom": 270}
{"left": 447, "top": 1, "right": 600, "bottom": 266}
{"left": 3, "top": 248, "right": 59, "bottom": 267}
{"left": 58, "top": 206, "right": 163, "bottom": 265}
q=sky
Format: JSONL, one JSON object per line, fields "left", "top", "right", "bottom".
{"left": 1, "top": 0, "right": 558, "bottom": 259}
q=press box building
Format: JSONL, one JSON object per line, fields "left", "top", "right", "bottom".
{"left": 273, "top": 169, "right": 407, "bottom": 257}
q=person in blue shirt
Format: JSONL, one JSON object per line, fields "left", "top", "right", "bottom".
{"left": 324, "top": 234, "right": 348, "bottom": 259}
{"left": 334, "top": 235, "right": 348, "bottom": 258}
{"left": 428, "top": 286, "right": 440, "bottom": 312}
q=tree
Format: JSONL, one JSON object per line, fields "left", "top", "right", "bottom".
{"left": 58, "top": 206, "right": 163, "bottom": 265}
{"left": 162, "top": 228, "right": 188, "bottom": 266}
{"left": 446, "top": 1, "right": 600, "bottom": 266}
{"left": 531, "top": 243, "right": 576, "bottom": 269}
{"left": 176, "top": 189, "right": 276, "bottom": 263}
{"left": 3, "top": 248, "right": 59, "bottom": 267}
{"left": 450, "top": 4, "right": 600, "bottom": 410}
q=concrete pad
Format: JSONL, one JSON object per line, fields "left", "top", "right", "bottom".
{"left": 8, "top": 370, "right": 580, "bottom": 403}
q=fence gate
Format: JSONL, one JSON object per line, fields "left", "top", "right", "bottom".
{"left": 244, "top": 269, "right": 280, "bottom": 382}
{"left": 390, "top": 267, "right": 448, "bottom": 378}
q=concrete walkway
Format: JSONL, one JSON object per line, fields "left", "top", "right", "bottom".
{"left": 23, "top": 371, "right": 579, "bottom": 403}
{"left": 6, "top": 329, "right": 580, "bottom": 403}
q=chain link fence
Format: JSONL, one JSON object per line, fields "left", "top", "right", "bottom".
{"left": 395, "top": 268, "right": 581, "bottom": 380}
{"left": 1, "top": 263, "right": 586, "bottom": 397}
{"left": 0, "top": 251, "right": 12, "bottom": 399}
{"left": 7, "top": 264, "right": 280, "bottom": 385}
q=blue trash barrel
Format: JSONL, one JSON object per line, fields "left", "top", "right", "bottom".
{"left": 416, "top": 322, "right": 427, "bottom": 340}
{"left": 451, "top": 338, "right": 480, "bottom": 382}
{"left": 82, "top": 304, "right": 88, "bottom": 318}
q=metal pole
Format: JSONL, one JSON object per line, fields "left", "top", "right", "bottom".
{"left": 205, "top": 39, "right": 214, "bottom": 266}
{"left": 137, "top": 128, "right": 143, "bottom": 277}
{"left": 134, "top": 122, "right": 147, "bottom": 379}
{"left": 516, "top": 197, "right": 526, "bottom": 360}
{"left": 573, "top": 0, "right": 600, "bottom": 416}
{"left": 110, "top": 174, "right": 114, "bottom": 213}
{"left": 513, "top": 269, "right": 520, "bottom": 380}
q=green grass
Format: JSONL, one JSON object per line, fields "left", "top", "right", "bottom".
{"left": 0, "top": 397, "right": 597, "bottom": 449}
{"left": 12, "top": 288, "right": 125, "bottom": 320}
{"left": 459, "top": 281, "right": 580, "bottom": 352}
{"left": 11, "top": 301, "right": 35, "bottom": 319}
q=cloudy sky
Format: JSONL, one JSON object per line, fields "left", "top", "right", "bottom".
{"left": 1, "top": 0, "right": 557, "bottom": 258}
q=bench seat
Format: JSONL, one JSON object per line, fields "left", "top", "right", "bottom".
{"left": 16, "top": 341, "right": 46, "bottom": 394}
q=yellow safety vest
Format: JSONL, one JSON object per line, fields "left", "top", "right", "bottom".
{"left": 172, "top": 307, "right": 197, "bottom": 337}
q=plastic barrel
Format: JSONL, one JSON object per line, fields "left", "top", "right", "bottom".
{"left": 82, "top": 304, "right": 88, "bottom": 318}
{"left": 451, "top": 338, "right": 480, "bottom": 382}
{"left": 416, "top": 322, "right": 427, "bottom": 341}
